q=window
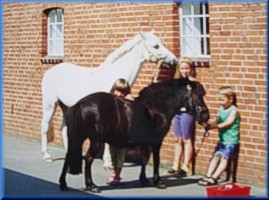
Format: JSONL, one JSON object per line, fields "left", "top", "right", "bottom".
{"left": 41, "top": 8, "right": 64, "bottom": 64}
{"left": 48, "top": 8, "right": 64, "bottom": 56}
{"left": 179, "top": 2, "right": 210, "bottom": 61}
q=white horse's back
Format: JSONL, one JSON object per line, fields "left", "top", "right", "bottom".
{"left": 42, "top": 62, "right": 106, "bottom": 107}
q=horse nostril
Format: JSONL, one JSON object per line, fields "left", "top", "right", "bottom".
{"left": 200, "top": 110, "right": 210, "bottom": 123}
{"left": 205, "top": 113, "right": 210, "bottom": 122}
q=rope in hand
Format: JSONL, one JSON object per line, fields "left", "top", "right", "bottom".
{"left": 195, "top": 126, "right": 210, "bottom": 156}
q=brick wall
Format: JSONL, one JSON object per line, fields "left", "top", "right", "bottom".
{"left": 196, "top": 2, "right": 267, "bottom": 187}
{"left": 3, "top": 2, "right": 267, "bottom": 187}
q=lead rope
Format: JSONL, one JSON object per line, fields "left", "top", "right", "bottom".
{"left": 152, "top": 59, "right": 163, "bottom": 83}
{"left": 195, "top": 130, "right": 209, "bottom": 156}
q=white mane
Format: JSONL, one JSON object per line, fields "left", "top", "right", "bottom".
{"left": 104, "top": 34, "right": 144, "bottom": 64}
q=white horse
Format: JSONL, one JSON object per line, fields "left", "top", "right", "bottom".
{"left": 41, "top": 31, "right": 177, "bottom": 162}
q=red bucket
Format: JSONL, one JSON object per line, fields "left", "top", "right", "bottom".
{"left": 206, "top": 183, "right": 251, "bottom": 197}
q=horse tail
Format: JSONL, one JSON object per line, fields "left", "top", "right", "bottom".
{"left": 66, "top": 105, "right": 84, "bottom": 175}
{"left": 47, "top": 121, "right": 55, "bottom": 143}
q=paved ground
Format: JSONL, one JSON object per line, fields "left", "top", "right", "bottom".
{"left": 3, "top": 134, "right": 268, "bottom": 198}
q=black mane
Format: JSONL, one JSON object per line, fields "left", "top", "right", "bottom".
{"left": 137, "top": 78, "right": 196, "bottom": 101}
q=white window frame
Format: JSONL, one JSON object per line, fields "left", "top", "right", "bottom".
{"left": 48, "top": 8, "right": 64, "bottom": 56}
{"left": 179, "top": 2, "right": 210, "bottom": 61}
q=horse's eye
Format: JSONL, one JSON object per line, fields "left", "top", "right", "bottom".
{"left": 153, "top": 44, "right": 159, "bottom": 49}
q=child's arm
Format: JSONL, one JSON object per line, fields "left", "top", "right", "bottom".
{"left": 209, "top": 109, "right": 238, "bottom": 130}
{"left": 124, "top": 94, "right": 134, "bottom": 101}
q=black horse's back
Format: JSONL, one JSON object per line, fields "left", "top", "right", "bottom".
{"left": 69, "top": 92, "right": 133, "bottom": 142}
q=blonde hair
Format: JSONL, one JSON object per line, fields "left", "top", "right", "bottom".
{"left": 111, "top": 78, "right": 131, "bottom": 96}
{"left": 218, "top": 86, "right": 237, "bottom": 107}
{"left": 174, "top": 57, "right": 196, "bottom": 79}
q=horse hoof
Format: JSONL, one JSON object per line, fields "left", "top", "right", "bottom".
{"left": 140, "top": 178, "right": 151, "bottom": 187}
{"left": 43, "top": 153, "right": 54, "bottom": 162}
{"left": 157, "top": 183, "right": 167, "bottom": 189}
{"left": 155, "top": 181, "right": 167, "bottom": 189}
{"left": 86, "top": 186, "right": 101, "bottom": 193}
{"left": 43, "top": 158, "right": 54, "bottom": 162}
{"left": 60, "top": 184, "right": 68, "bottom": 191}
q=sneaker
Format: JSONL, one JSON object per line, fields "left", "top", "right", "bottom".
{"left": 178, "top": 169, "right": 187, "bottom": 175}
{"left": 178, "top": 166, "right": 191, "bottom": 176}
{"left": 166, "top": 168, "right": 179, "bottom": 175}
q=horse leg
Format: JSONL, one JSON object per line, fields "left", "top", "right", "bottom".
{"left": 152, "top": 143, "right": 166, "bottom": 189}
{"left": 59, "top": 101, "right": 68, "bottom": 153}
{"left": 59, "top": 157, "right": 69, "bottom": 191}
{"left": 139, "top": 145, "right": 151, "bottom": 186}
{"left": 84, "top": 141, "right": 102, "bottom": 193}
{"left": 102, "top": 143, "right": 112, "bottom": 170}
{"left": 61, "top": 115, "right": 68, "bottom": 153}
{"left": 41, "top": 99, "right": 58, "bottom": 162}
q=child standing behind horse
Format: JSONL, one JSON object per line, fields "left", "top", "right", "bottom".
{"left": 167, "top": 57, "right": 197, "bottom": 175}
{"left": 198, "top": 86, "right": 240, "bottom": 186}
{"left": 103, "top": 78, "right": 134, "bottom": 185}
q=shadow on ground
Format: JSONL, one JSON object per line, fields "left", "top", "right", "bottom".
{"left": 4, "top": 168, "right": 95, "bottom": 198}
{"left": 99, "top": 174, "right": 201, "bottom": 192}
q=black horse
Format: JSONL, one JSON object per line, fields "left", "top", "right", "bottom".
{"left": 59, "top": 78, "right": 210, "bottom": 193}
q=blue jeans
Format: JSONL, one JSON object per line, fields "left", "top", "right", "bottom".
{"left": 214, "top": 143, "right": 236, "bottom": 160}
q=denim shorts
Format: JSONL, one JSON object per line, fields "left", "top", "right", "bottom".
{"left": 173, "top": 113, "right": 194, "bottom": 139}
{"left": 214, "top": 143, "right": 236, "bottom": 160}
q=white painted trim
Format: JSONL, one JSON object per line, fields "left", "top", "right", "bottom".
{"left": 179, "top": 2, "right": 210, "bottom": 61}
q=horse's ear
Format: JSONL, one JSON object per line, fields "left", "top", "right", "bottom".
{"left": 196, "top": 82, "right": 206, "bottom": 96}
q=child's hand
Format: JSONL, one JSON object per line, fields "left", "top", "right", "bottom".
{"left": 204, "top": 123, "right": 219, "bottom": 131}
{"left": 125, "top": 94, "right": 134, "bottom": 101}
{"left": 206, "top": 123, "right": 219, "bottom": 130}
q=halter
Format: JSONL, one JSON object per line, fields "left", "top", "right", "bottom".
{"left": 186, "top": 83, "right": 207, "bottom": 121}
{"left": 185, "top": 84, "right": 193, "bottom": 111}
{"left": 142, "top": 41, "right": 168, "bottom": 83}
{"left": 176, "top": 84, "right": 193, "bottom": 114}
{"left": 142, "top": 37, "right": 169, "bottom": 63}
{"left": 152, "top": 59, "right": 164, "bottom": 83}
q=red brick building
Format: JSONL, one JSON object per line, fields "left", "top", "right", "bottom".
{"left": 3, "top": 2, "right": 267, "bottom": 187}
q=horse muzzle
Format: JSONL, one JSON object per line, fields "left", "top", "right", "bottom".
{"left": 197, "top": 110, "right": 210, "bottom": 125}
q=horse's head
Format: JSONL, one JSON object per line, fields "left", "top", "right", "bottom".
{"left": 182, "top": 81, "right": 210, "bottom": 125}
{"left": 138, "top": 78, "right": 209, "bottom": 126}
{"left": 139, "top": 31, "right": 177, "bottom": 67}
